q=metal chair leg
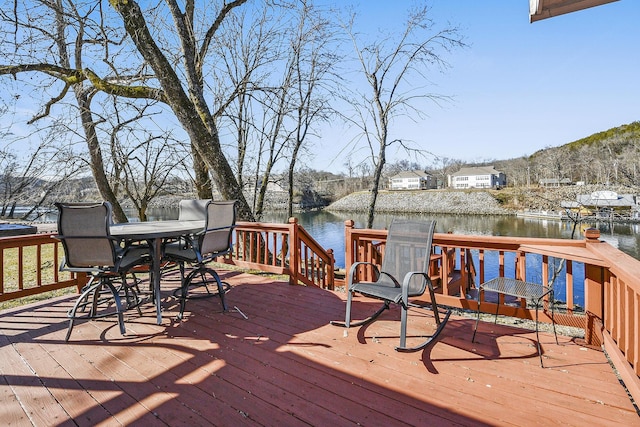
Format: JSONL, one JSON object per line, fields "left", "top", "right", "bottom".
{"left": 176, "top": 266, "right": 228, "bottom": 320}
{"left": 65, "top": 277, "right": 125, "bottom": 341}
{"left": 472, "top": 288, "right": 482, "bottom": 343}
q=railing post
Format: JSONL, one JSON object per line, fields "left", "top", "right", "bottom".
{"left": 76, "top": 272, "right": 90, "bottom": 292}
{"left": 288, "top": 217, "right": 299, "bottom": 286}
{"left": 516, "top": 251, "right": 527, "bottom": 282}
{"left": 458, "top": 246, "right": 467, "bottom": 294}
{"left": 344, "top": 220, "right": 355, "bottom": 290}
{"left": 326, "top": 248, "right": 335, "bottom": 290}
{"left": 440, "top": 247, "right": 456, "bottom": 295}
{"left": 584, "top": 228, "right": 605, "bottom": 347}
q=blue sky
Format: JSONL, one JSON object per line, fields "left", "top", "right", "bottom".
{"left": 4, "top": 1, "right": 638, "bottom": 175}
{"left": 313, "top": 0, "right": 640, "bottom": 170}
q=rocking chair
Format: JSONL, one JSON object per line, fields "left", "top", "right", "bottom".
{"left": 331, "top": 219, "right": 450, "bottom": 352}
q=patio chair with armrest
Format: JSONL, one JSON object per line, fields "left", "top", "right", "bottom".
{"left": 331, "top": 219, "right": 451, "bottom": 352}
{"left": 54, "top": 202, "right": 151, "bottom": 341}
{"left": 163, "top": 200, "right": 237, "bottom": 320}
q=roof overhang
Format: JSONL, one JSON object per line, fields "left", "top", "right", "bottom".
{"left": 530, "top": 0, "right": 619, "bottom": 22}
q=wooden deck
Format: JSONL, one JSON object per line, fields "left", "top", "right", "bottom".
{"left": 1, "top": 270, "right": 637, "bottom": 426}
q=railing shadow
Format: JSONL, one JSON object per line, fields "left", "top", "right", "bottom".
{"left": 0, "top": 271, "right": 501, "bottom": 426}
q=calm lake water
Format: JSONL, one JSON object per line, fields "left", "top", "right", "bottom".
{"left": 263, "top": 210, "right": 640, "bottom": 267}
{"left": 128, "top": 207, "right": 640, "bottom": 267}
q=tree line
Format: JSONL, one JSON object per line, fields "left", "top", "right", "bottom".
{"left": 2, "top": 116, "right": 639, "bottom": 222}
{"left": 3, "top": 2, "right": 633, "bottom": 227}
{"left": 494, "top": 121, "right": 640, "bottom": 189}
{"left": 0, "top": 1, "right": 466, "bottom": 227}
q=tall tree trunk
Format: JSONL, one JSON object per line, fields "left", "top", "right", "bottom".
{"left": 191, "top": 145, "right": 213, "bottom": 200}
{"left": 287, "top": 158, "right": 296, "bottom": 219}
{"left": 367, "top": 148, "right": 386, "bottom": 229}
{"left": 53, "top": 2, "right": 128, "bottom": 222}
{"left": 75, "top": 92, "right": 129, "bottom": 222}
{"left": 110, "top": 0, "right": 254, "bottom": 220}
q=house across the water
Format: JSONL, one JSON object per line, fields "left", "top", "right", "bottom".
{"left": 388, "top": 170, "right": 436, "bottom": 190}
{"left": 448, "top": 166, "right": 506, "bottom": 189}
{"left": 539, "top": 177, "right": 573, "bottom": 187}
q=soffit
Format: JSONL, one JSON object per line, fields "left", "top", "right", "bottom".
{"left": 529, "top": 0, "right": 619, "bottom": 22}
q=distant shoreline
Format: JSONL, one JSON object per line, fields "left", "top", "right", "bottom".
{"left": 4, "top": 184, "right": 640, "bottom": 228}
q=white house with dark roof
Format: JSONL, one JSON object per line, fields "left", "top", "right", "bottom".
{"left": 389, "top": 170, "right": 435, "bottom": 190}
{"left": 448, "top": 166, "right": 506, "bottom": 189}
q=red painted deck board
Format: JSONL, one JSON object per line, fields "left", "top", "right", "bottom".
{"left": 0, "top": 270, "right": 637, "bottom": 426}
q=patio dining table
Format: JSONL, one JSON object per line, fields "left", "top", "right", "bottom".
{"left": 110, "top": 220, "right": 204, "bottom": 324}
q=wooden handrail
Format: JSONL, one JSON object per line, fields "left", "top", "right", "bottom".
{"left": 291, "top": 218, "right": 335, "bottom": 289}
{"left": 344, "top": 222, "right": 640, "bottom": 404}
{"left": 0, "top": 234, "right": 87, "bottom": 303}
{"left": 220, "top": 219, "right": 335, "bottom": 289}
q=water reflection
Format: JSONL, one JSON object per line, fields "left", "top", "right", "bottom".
{"left": 258, "top": 211, "right": 639, "bottom": 266}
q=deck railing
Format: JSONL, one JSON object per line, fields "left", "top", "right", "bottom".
{"left": 218, "top": 218, "right": 335, "bottom": 289}
{"left": 344, "top": 221, "right": 640, "bottom": 404}
{"left": 0, "top": 220, "right": 637, "bottom": 403}
{"left": 0, "top": 217, "right": 335, "bottom": 303}
{"left": 0, "top": 234, "right": 86, "bottom": 302}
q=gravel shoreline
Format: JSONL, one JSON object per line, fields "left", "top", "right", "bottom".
{"left": 327, "top": 189, "right": 513, "bottom": 215}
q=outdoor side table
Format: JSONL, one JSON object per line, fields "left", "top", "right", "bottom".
{"left": 471, "top": 277, "right": 558, "bottom": 367}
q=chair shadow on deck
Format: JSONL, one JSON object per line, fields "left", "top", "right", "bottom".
{"left": 350, "top": 301, "right": 450, "bottom": 349}
{"left": 2, "top": 270, "right": 636, "bottom": 425}
{"left": 0, "top": 271, "right": 496, "bottom": 425}
{"left": 418, "top": 316, "right": 587, "bottom": 374}
{"left": 329, "top": 285, "right": 554, "bottom": 375}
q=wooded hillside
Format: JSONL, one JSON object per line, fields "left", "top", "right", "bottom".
{"left": 493, "top": 121, "right": 640, "bottom": 188}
